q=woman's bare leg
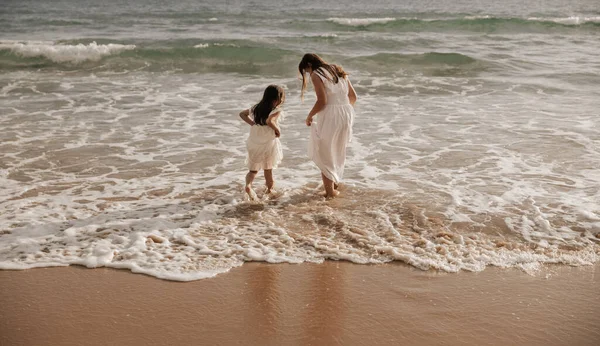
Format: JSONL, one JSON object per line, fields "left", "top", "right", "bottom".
{"left": 321, "top": 173, "right": 339, "bottom": 198}
{"left": 264, "top": 169, "right": 274, "bottom": 193}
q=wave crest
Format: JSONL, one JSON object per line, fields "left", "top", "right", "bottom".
{"left": 324, "top": 16, "right": 600, "bottom": 31}
{"left": 0, "top": 41, "right": 136, "bottom": 64}
{"left": 327, "top": 17, "right": 396, "bottom": 26}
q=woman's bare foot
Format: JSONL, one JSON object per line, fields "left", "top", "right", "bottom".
{"left": 325, "top": 190, "right": 340, "bottom": 199}
{"left": 321, "top": 189, "right": 340, "bottom": 198}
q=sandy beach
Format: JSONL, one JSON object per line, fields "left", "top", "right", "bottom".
{"left": 1, "top": 262, "right": 598, "bottom": 346}
{"left": 2, "top": 1, "right": 600, "bottom": 345}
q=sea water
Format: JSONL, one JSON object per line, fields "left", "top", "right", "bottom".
{"left": 0, "top": 0, "right": 599, "bottom": 280}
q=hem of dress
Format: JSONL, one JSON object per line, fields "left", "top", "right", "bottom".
{"left": 312, "top": 161, "right": 340, "bottom": 184}
{"left": 247, "top": 161, "right": 282, "bottom": 171}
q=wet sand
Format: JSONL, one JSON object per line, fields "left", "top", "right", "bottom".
{"left": 1, "top": 262, "right": 599, "bottom": 346}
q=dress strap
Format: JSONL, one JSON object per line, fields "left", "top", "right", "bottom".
{"left": 313, "top": 67, "right": 331, "bottom": 83}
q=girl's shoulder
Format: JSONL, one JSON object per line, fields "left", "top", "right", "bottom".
{"left": 269, "top": 106, "right": 283, "bottom": 115}
{"left": 249, "top": 104, "right": 257, "bottom": 115}
{"left": 269, "top": 107, "right": 284, "bottom": 122}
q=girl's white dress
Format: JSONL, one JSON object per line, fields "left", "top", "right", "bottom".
{"left": 246, "top": 107, "right": 283, "bottom": 171}
{"left": 308, "top": 68, "right": 355, "bottom": 183}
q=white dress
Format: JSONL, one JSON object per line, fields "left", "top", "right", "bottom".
{"left": 308, "top": 68, "right": 354, "bottom": 183}
{"left": 246, "top": 107, "right": 283, "bottom": 171}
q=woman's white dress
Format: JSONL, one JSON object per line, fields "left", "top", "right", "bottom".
{"left": 308, "top": 68, "right": 354, "bottom": 183}
{"left": 246, "top": 107, "right": 283, "bottom": 171}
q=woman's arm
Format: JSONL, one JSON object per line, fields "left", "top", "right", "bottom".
{"left": 347, "top": 77, "right": 357, "bottom": 106}
{"left": 306, "top": 73, "right": 327, "bottom": 126}
{"left": 266, "top": 112, "right": 281, "bottom": 137}
{"left": 239, "top": 109, "right": 255, "bottom": 126}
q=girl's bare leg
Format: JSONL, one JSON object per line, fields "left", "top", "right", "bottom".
{"left": 245, "top": 171, "right": 258, "bottom": 198}
{"left": 321, "top": 173, "right": 339, "bottom": 198}
{"left": 264, "top": 169, "right": 274, "bottom": 193}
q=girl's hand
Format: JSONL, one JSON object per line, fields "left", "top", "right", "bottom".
{"left": 305, "top": 115, "right": 314, "bottom": 126}
{"left": 274, "top": 128, "right": 281, "bottom": 138}
{"left": 239, "top": 109, "right": 255, "bottom": 126}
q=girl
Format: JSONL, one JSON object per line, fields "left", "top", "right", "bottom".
{"left": 239, "top": 85, "right": 285, "bottom": 200}
{"left": 299, "top": 53, "right": 357, "bottom": 199}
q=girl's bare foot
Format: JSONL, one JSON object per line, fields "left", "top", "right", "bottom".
{"left": 245, "top": 185, "right": 257, "bottom": 200}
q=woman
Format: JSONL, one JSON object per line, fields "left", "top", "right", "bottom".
{"left": 299, "top": 53, "right": 357, "bottom": 198}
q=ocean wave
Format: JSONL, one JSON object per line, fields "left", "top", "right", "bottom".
{"left": 344, "top": 52, "right": 490, "bottom": 77}
{"left": 0, "top": 40, "right": 491, "bottom": 76}
{"left": 359, "top": 52, "right": 478, "bottom": 65}
{"left": 304, "top": 33, "right": 338, "bottom": 38}
{"left": 194, "top": 42, "right": 240, "bottom": 48}
{"left": 0, "top": 39, "right": 295, "bottom": 73}
{"left": 0, "top": 40, "right": 136, "bottom": 64}
{"left": 323, "top": 16, "right": 600, "bottom": 32}
{"left": 327, "top": 17, "right": 396, "bottom": 26}
{"left": 527, "top": 16, "right": 600, "bottom": 25}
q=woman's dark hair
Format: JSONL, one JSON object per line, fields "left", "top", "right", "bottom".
{"left": 298, "top": 53, "right": 348, "bottom": 100}
{"left": 252, "top": 85, "right": 285, "bottom": 126}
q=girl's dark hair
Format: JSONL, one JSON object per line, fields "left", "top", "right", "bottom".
{"left": 251, "top": 85, "right": 285, "bottom": 126}
{"left": 298, "top": 53, "right": 348, "bottom": 100}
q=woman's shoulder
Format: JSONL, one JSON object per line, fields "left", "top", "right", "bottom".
{"left": 310, "top": 68, "right": 331, "bottom": 87}
{"left": 313, "top": 66, "right": 332, "bottom": 78}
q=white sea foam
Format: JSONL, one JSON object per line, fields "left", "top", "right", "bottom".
{"left": 464, "top": 15, "right": 492, "bottom": 19}
{"left": 526, "top": 16, "right": 600, "bottom": 25}
{"left": 0, "top": 40, "right": 136, "bottom": 64}
{"left": 194, "top": 43, "right": 210, "bottom": 48}
{"left": 329, "top": 15, "right": 600, "bottom": 26}
{"left": 327, "top": 17, "right": 396, "bottom": 26}
{"left": 0, "top": 71, "right": 598, "bottom": 281}
{"left": 306, "top": 33, "right": 338, "bottom": 38}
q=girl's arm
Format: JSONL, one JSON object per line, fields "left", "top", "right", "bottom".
{"left": 266, "top": 112, "right": 281, "bottom": 138}
{"left": 306, "top": 73, "right": 327, "bottom": 126}
{"left": 239, "top": 109, "right": 255, "bottom": 126}
{"left": 347, "top": 77, "right": 357, "bottom": 106}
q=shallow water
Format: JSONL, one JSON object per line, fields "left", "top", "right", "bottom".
{"left": 0, "top": 0, "right": 599, "bottom": 280}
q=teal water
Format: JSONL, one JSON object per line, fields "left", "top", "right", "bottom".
{"left": 1, "top": 0, "right": 599, "bottom": 77}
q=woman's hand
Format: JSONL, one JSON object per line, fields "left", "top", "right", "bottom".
{"left": 274, "top": 127, "right": 281, "bottom": 137}
{"left": 305, "top": 73, "right": 326, "bottom": 127}
{"left": 305, "top": 114, "right": 314, "bottom": 126}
